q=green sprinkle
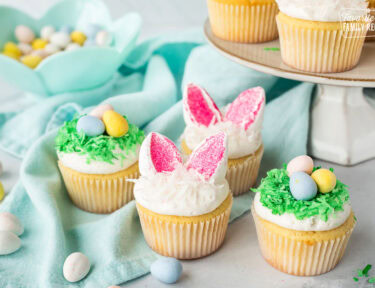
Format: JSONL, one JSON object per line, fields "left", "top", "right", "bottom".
{"left": 369, "top": 277, "right": 375, "bottom": 283}
{"left": 358, "top": 269, "right": 364, "bottom": 277}
{"left": 363, "top": 264, "right": 372, "bottom": 277}
{"left": 55, "top": 115, "right": 144, "bottom": 165}
{"left": 252, "top": 167, "right": 350, "bottom": 221}
{"left": 353, "top": 277, "right": 359, "bottom": 282}
{"left": 264, "top": 47, "right": 280, "bottom": 51}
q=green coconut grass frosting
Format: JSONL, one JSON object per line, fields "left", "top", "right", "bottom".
{"left": 252, "top": 166, "right": 350, "bottom": 222}
{"left": 55, "top": 115, "right": 145, "bottom": 165}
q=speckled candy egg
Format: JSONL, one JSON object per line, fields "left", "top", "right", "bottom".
{"left": 287, "top": 155, "right": 314, "bottom": 176}
{"left": 40, "top": 25, "right": 55, "bottom": 41}
{"left": 0, "top": 212, "right": 24, "bottom": 236}
{"left": 15, "top": 25, "right": 35, "bottom": 44}
{"left": 103, "top": 111, "right": 129, "bottom": 137}
{"left": 151, "top": 257, "right": 182, "bottom": 284}
{"left": 63, "top": 252, "right": 90, "bottom": 282}
{"left": 76, "top": 115, "right": 105, "bottom": 137}
{"left": 95, "top": 30, "right": 112, "bottom": 46}
{"left": 0, "top": 231, "right": 21, "bottom": 255}
{"left": 50, "top": 32, "right": 71, "bottom": 49}
{"left": 311, "top": 169, "right": 337, "bottom": 193}
{"left": 289, "top": 172, "right": 317, "bottom": 201}
{"left": 89, "top": 104, "right": 114, "bottom": 120}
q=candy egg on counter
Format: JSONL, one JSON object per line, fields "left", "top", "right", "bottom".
{"left": 65, "top": 43, "right": 81, "bottom": 51}
{"left": 59, "top": 25, "right": 73, "bottom": 34}
{"left": 50, "top": 32, "right": 71, "bottom": 49}
{"left": 151, "top": 257, "right": 183, "bottom": 284}
{"left": 0, "top": 181, "right": 4, "bottom": 202}
{"left": 0, "top": 212, "right": 24, "bottom": 236}
{"left": 103, "top": 111, "right": 129, "bottom": 137}
{"left": 63, "top": 252, "right": 90, "bottom": 282}
{"left": 70, "top": 31, "right": 86, "bottom": 46}
{"left": 289, "top": 172, "right": 317, "bottom": 201}
{"left": 84, "top": 24, "right": 101, "bottom": 39}
{"left": 21, "top": 55, "right": 42, "bottom": 69}
{"left": 44, "top": 43, "right": 60, "bottom": 55}
{"left": 76, "top": 115, "right": 105, "bottom": 137}
{"left": 40, "top": 25, "right": 55, "bottom": 41}
{"left": 287, "top": 155, "right": 314, "bottom": 176}
{"left": 89, "top": 104, "right": 114, "bottom": 120}
{"left": 15, "top": 25, "right": 35, "bottom": 44}
{"left": 311, "top": 169, "right": 336, "bottom": 193}
{"left": 0, "top": 231, "right": 21, "bottom": 255}
{"left": 18, "top": 43, "right": 32, "bottom": 55}
{"left": 95, "top": 30, "right": 112, "bottom": 47}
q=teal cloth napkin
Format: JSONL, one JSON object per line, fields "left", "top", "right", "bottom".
{"left": 0, "top": 30, "right": 314, "bottom": 287}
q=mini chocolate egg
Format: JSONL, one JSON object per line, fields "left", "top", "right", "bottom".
{"left": 150, "top": 257, "right": 182, "bottom": 284}
{"left": 65, "top": 43, "right": 81, "bottom": 51}
{"left": 289, "top": 172, "right": 317, "bottom": 201}
{"left": 287, "top": 155, "right": 314, "bottom": 176}
{"left": 84, "top": 23, "right": 101, "bottom": 39}
{"left": 21, "top": 55, "right": 42, "bottom": 69}
{"left": 95, "top": 30, "right": 112, "bottom": 46}
{"left": 76, "top": 115, "right": 105, "bottom": 137}
{"left": 4, "top": 42, "right": 21, "bottom": 57}
{"left": 40, "top": 25, "right": 55, "bottom": 40}
{"left": 59, "top": 25, "right": 73, "bottom": 34}
{"left": 0, "top": 212, "right": 24, "bottom": 236}
{"left": 50, "top": 32, "right": 71, "bottom": 49}
{"left": 102, "top": 111, "right": 129, "bottom": 137}
{"left": 63, "top": 252, "right": 90, "bottom": 282}
{"left": 0, "top": 181, "right": 4, "bottom": 202}
{"left": 311, "top": 169, "right": 336, "bottom": 193}
{"left": 15, "top": 25, "right": 35, "bottom": 44}
{"left": 44, "top": 43, "right": 60, "bottom": 55}
{"left": 0, "top": 231, "right": 21, "bottom": 255}
{"left": 70, "top": 31, "right": 86, "bottom": 46}
{"left": 89, "top": 104, "right": 114, "bottom": 120}
{"left": 31, "top": 38, "right": 48, "bottom": 50}
{"left": 18, "top": 43, "right": 32, "bottom": 55}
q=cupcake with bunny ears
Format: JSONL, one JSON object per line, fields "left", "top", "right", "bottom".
{"left": 181, "top": 84, "right": 265, "bottom": 196}
{"left": 134, "top": 132, "right": 233, "bottom": 259}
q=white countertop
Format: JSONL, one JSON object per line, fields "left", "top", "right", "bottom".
{"left": 0, "top": 1, "right": 374, "bottom": 287}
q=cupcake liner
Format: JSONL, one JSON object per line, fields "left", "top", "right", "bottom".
{"left": 137, "top": 194, "right": 233, "bottom": 259}
{"left": 252, "top": 206, "right": 355, "bottom": 276}
{"left": 58, "top": 161, "right": 139, "bottom": 214}
{"left": 276, "top": 12, "right": 367, "bottom": 73}
{"left": 207, "top": 0, "right": 279, "bottom": 43}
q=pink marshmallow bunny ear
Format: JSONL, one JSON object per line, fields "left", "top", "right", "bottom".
{"left": 183, "top": 83, "right": 223, "bottom": 127}
{"left": 225, "top": 87, "right": 265, "bottom": 131}
{"left": 139, "top": 132, "right": 182, "bottom": 177}
{"left": 186, "top": 132, "right": 228, "bottom": 182}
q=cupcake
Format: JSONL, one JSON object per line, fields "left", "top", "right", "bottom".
{"left": 276, "top": 0, "right": 369, "bottom": 73}
{"left": 207, "top": 0, "right": 279, "bottom": 43}
{"left": 55, "top": 104, "right": 144, "bottom": 214}
{"left": 252, "top": 155, "right": 355, "bottom": 276}
{"left": 181, "top": 84, "right": 265, "bottom": 196}
{"left": 134, "top": 132, "right": 232, "bottom": 259}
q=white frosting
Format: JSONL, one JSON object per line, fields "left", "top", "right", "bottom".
{"left": 276, "top": 0, "right": 369, "bottom": 22}
{"left": 58, "top": 145, "right": 140, "bottom": 174}
{"left": 253, "top": 193, "right": 351, "bottom": 231}
{"left": 183, "top": 107, "right": 263, "bottom": 159}
{"left": 134, "top": 164, "right": 230, "bottom": 216}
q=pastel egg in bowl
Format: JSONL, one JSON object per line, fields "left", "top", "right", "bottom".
{"left": 0, "top": 0, "right": 141, "bottom": 97}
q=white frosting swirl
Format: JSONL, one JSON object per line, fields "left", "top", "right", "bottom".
{"left": 183, "top": 107, "right": 263, "bottom": 159}
{"left": 276, "top": 0, "right": 369, "bottom": 22}
{"left": 134, "top": 164, "right": 230, "bottom": 216}
{"left": 253, "top": 193, "right": 351, "bottom": 231}
{"left": 58, "top": 145, "right": 140, "bottom": 174}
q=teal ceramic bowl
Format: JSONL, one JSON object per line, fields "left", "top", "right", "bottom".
{"left": 0, "top": 0, "right": 141, "bottom": 97}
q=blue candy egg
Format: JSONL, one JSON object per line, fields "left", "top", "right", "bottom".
{"left": 60, "top": 25, "right": 73, "bottom": 34}
{"left": 76, "top": 115, "right": 105, "bottom": 137}
{"left": 84, "top": 23, "right": 101, "bottom": 39}
{"left": 150, "top": 257, "right": 182, "bottom": 284}
{"left": 289, "top": 171, "right": 317, "bottom": 201}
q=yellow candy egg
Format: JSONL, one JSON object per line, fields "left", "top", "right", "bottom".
{"left": 70, "top": 31, "right": 87, "bottom": 46}
{"left": 3, "top": 42, "right": 21, "bottom": 57}
{"left": 31, "top": 38, "right": 48, "bottom": 50}
{"left": 2, "top": 51, "right": 20, "bottom": 60}
{"left": 0, "top": 181, "right": 4, "bottom": 202}
{"left": 103, "top": 111, "right": 129, "bottom": 137}
{"left": 21, "top": 55, "right": 42, "bottom": 69}
{"left": 311, "top": 169, "right": 336, "bottom": 193}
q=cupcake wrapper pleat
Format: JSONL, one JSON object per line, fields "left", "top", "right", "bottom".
{"left": 252, "top": 207, "right": 355, "bottom": 276}
{"left": 137, "top": 195, "right": 233, "bottom": 259}
{"left": 277, "top": 13, "right": 367, "bottom": 73}
{"left": 207, "top": 0, "right": 279, "bottom": 43}
{"left": 58, "top": 161, "right": 139, "bottom": 214}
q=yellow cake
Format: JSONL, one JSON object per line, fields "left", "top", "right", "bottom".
{"left": 207, "top": 0, "right": 279, "bottom": 43}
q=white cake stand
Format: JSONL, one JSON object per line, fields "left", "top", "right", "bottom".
{"left": 204, "top": 20, "right": 375, "bottom": 166}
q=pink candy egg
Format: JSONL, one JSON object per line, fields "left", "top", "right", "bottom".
{"left": 287, "top": 155, "right": 314, "bottom": 176}
{"left": 89, "top": 104, "right": 114, "bottom": 120}
{"left": 15, "top": 25, "right": 35, "bottom": 44}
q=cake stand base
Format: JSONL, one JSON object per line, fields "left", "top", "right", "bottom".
{"left": 309, "top": 85, "right": 375, "bottom": 165}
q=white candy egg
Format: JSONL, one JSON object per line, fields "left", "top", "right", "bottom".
{"left": 0, "top": 231, "right": 21, "bottom": 255}
{"left": 50, "top": 32, "right": 71, "bottom": 49}
{"left": 63, "top": 252, "right": 90, "bottom": 282}
{"left": 40, "top": 26, "right": 55, "bottom": 41}
{"left": 0, "top": 212, "right": 24, "bottom": 236}
{"left": 15, "top": 25, "right": 35, "bottom": 44}
{"left": 65, "top": 43, "right": 81, "bottom": 51}
{"left": 95, "top": 30, "right": 112, "bottom": 47}
{"left": 18, "top": 43, "right": 32, "bottom": 55}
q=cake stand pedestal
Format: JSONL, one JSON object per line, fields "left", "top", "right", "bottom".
{"left": 204, "top": 20, "right": 375, "bottom": 166}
